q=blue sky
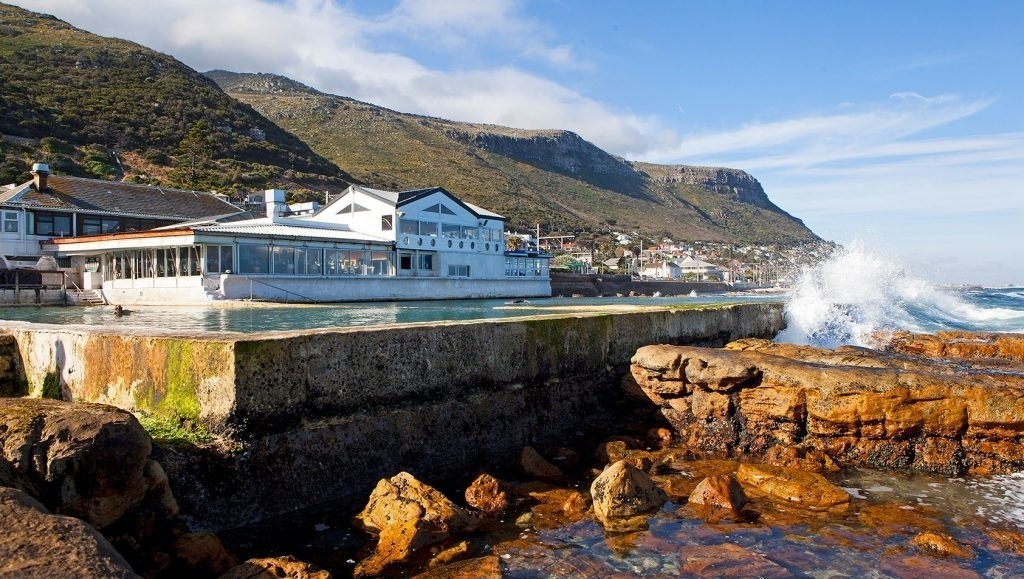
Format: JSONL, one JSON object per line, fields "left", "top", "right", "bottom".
{"left": 12, "top": 0, "right": 1024, "bottom": 284}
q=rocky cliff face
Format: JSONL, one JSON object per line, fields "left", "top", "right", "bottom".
{"left": 446, "top": 129, "right": 649, "bottom": 198}
{"left": 654, "top": 166, "right": 783, "bottom": 212}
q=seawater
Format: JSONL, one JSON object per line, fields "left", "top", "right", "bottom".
{"left": 777, "top": 241, "right": 1024, "bottom": 348}
{"left": 0, "top": 294, "right": 773, "bottom": 333}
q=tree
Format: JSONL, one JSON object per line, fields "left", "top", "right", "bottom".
{"left": 170, "top": 121, "right": 215, "bottom": 190}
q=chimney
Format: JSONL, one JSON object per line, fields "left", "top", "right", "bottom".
{"left": 31, "top": 163, "right": 49, "bottom": 191}
{"left": 265, "top": 188, "right": 286, "bottom": 222}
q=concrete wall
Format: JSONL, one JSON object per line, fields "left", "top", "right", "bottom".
{"left": 0, "top": 302, "right": 784, "bottom": 530}
{"left": 551, "top": 272, "right": 730, "bottom": 297}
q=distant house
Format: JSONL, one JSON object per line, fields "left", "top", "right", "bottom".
{"left": 0, "top": 163, "right": 243, "bottom": 268}
{"left": 640, "top": 256, "right": 721, "bottom": 280}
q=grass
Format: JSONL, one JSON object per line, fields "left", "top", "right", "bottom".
{"left": 136, "top": 412, "right": 211, "bottom": 446}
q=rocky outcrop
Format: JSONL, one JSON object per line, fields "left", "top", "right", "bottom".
{"left": 626, "top": 334, "right": 1024, "bottom": 475}
{"left": 0, "top": 486, "right": 138, "bottom": 578}
{"left": 0, "top": 398, "right": 234, "bottom": 577}
{"left": 652, "top": 165, "right": 784, "bottom": 212}
{"left": 886, "top": 330, "right": 1024, "bottom": 363}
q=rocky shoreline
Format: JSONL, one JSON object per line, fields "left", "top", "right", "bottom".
{"left": 2, "top": 330, "right": 1024, "bottom": 576}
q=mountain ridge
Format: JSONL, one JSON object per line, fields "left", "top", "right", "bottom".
{"left": 209, "top": 70, "right": 817, "bottom": 244}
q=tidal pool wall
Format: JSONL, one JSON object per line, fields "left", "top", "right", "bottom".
{"left": 0, "top": 302, "right": 784, "bottom": 530}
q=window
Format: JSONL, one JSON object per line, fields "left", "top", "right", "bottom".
{"left": 338, "top": 203, "right": 370, "bottom": 212}
{"left": 448, "top": 264, "right": 470, "bottom": 277}
{"left": 400, "top": 252, "right": 413, "bottom": 270}
{"left": 297, "top": 248, "right": 322, "bottom": 275}
{"left": 418, "top": 253, "right": 433, "bottom": 270}
{"left": 238, "top": 245, "right": 270, "bottom": 274}
{"left": 382, "top": 215, "right": 393, "bottom": 231}
{"left": 442, "top": 223, "right": 461, "bottom": 238}
{"left": 272, "top": 247, "right": 296, "bottom": 274}
{"left": 206, "top": 245, "right": 234, "bottom": 274}
{"left": 423, "top": 203, "right": 457, "bottom": 215}
{"left": 3, "top": 212, "right": 18, "bottom": 233}
{"left": 32, "top": 212, "right": 72, "bottom": 237}
{"left": 399, "top": 219, "right": 419, "bottom": 235}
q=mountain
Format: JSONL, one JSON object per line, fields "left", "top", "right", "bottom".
{"left": 0, "top": 3, "right": 352, "bottom": 195}
{"left": 209, "top": 71, "right": 818, "bottom": 245}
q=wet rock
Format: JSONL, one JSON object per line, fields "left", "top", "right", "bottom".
{"left": 590, "top": 460, "right": 667, "bottom": 529}
{"left": 464, "top": 473, "right": 511, "bottom": 517}
{"left": 736, "top": 463, "right": 850, "bottom": 513}
{"left": 219, "top": 555, "right": 330, "bottom": 579}
{"left": 594, "top": 440, "right": 631, "bottom": 465}
{"left": 415, "top": 554, "right": 502, "bottom": 578}
{"left": 428, "top": 540, "right": 470, "bottom": 568}
{"left": 677, "top": 543, "right": 790, "bottom": 578}
{"left": 0, "top": 486, "right": 138, "bottom": 577}
{"left": 353, "top": 472, "right": 477, "bottom": 577}
{"left": 879, "top": 554, "right": 980, "bottom": 578}
{"left": 857, "top": 503, "right": 944, "bottom": 536}
{"left": 0, "top": 398, "right": 153, "bottom": 528}
{"left": 988, "top": 529, "right": 1024, "bottom": 554}
{"left": 763, "top": 445, "right": 839, "bottom": 473}
{"left": 520, "top": 446, "right": 563, "bottom": 480}
{"left": 516, "top": 482, "right": 591, "bottom": 530}
{"left": 171, "top": 532, "right": 237, "bottom": 576}
{"left": 646, "top": 427, "right": 674, "bottom": 449}
{"left": 628, "top": 336, "right": 1024, "bottom": 475}
{"left": 886, "top": 330, "right": 1024, "bottom": 363}
{"left": 688, "top": 474, "right": 747, "bottom": 513}
{"left": 911, "top": 531, "right": 974, "bottom": 558}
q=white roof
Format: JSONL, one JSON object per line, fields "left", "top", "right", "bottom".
{"left": 194, "top": 219, "right": 391, "bottom": 243}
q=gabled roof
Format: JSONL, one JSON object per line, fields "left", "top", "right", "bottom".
{"left": 1, "top": 175, "right": 243, "bottom": 220}
{"left": 396, "top": 186, "right": 505, "bottom": 221}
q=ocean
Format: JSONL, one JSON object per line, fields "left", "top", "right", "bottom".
{"left": 777, "top": 243, "right": 1024, "bottom": 347}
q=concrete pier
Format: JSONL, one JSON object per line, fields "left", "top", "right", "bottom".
{"left": 0, "top": 302, "right": 784, "bottom": 530}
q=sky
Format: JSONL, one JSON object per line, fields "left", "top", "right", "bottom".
{"left": 9, "top": 0, "right": 1024, "bottom": 285}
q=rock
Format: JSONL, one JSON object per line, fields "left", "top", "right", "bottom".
{"left": 519, "top": 446, "right": 563, "bottom": 480}
{"left": 879, "top": 554, "right": 980, "bottom": 579}
{"left": 515, "top": 482, "right": 591, "bottom": 530}
{"left": 594, "top": 440, "right": 630, "bottom": 465}
{"left": 763, "top": 445, "right": 840, "bottom": 473}
{"left": 677, "top": 543, "right": 790, "bottom": 578}
{"left": 219, "top": 555, "right": 331, "bottom": 579}
{"left": 911, "top": 531, "right": 974, "bottom": 558}
{"left": 647, "top": 427, "right": 674, "bottom": 448}
{"left": 0, "top": 486, "right": 138, "bottom": 578}
{"left": 886, "top": 330, "right": 1024, "bottom": 363}
{"left": 0, "top": 398, "right": 152, "bottom": 529}
{"left": 688, "top": 474, "right": 747, "bottom": 513}
{"left": 414, "top": 554, "right": 502, "bottom": 578}
{"left": 590, "top": 460, "right": 667, "bottom": 528}
{"left": 988, "top": 529, "right": 1024, "bottom": 554}
{"left": 171, "top": 532, "right": 237, "bottom": 576}
{"left": 736, "top": 463, "right": 850, "bottom": 513}
{"left": 353, "top": 472, "right": 477, "bottom": 576}
{"left": 627, "top": 335, "right": 1024, "bottom": 475}
{"left": 464, "top": 473, "right": 511, "bottom": 517}
{"left": 427, "top": 540, "right": 470, "bottom": 568}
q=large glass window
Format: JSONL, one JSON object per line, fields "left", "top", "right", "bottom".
{"left": 418, "top": 253, "right": 434, "bottom": 270}
{"left": 32, "top": 211, "right": 72, "bottom": 237}
{"left": 400, "top": 252, "right": 413, "bottom": 270}
{"left": 442, "top": 223, "right": 461, "bottom": 238}
{"left": 399, "top": 219, "right": 419, "bottom": 235}
{"left": 206, "top": 245, "right": 234, "bottom": 274}
{"left": 238, "top": 245, "right": 270, "bottom": 274}
{"left": 297, "top": 247, "right": 322, "bottom": 275}
{"left": 271, "top": 247, "right": 295, "bottom": 275}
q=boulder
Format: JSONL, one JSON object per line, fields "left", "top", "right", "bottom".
{"left": 736, "top": 463, "right": 850, "bottom": 513}
{"left": 688, "top": 474, "right": 747, "bottom": 513}
{"left": 414, "top": 554, "right": 502, "bottom": 578}
{"left": 0, "top": 486, "right": 138, "bottom": 578}
{"left": 0, "top": 398, "right": 153, "bottom": 528}
{"left": 354, "top": 472, "right": 477, "bottom": 577}
{"left": 463, "top": 473, "right": 511, "bottom": 517}
{"left": 627, "top": 334, "right": 1024, "bottom": 475}
{"left": 519, "top": 446, "right": 563, "bottom": 480}
{"left": 590, "top": 460, "right": 666, "bottom": 529}
{"left": 220, "top": 555, "right": 331, "bottom": 579}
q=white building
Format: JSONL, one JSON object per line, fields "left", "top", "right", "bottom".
{"left": 45, "top": 185, "right": 551, "bottom": 305}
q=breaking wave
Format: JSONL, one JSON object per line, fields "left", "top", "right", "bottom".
{"left": 776, "top": 241, "right": 1024, "bottom": 348}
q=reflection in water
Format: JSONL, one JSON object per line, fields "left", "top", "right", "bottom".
{"left": 0, "top": 295, "right": 772, "bottom": 334}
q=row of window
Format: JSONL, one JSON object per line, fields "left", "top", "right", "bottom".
{"left": 106, "top": 248, "right": 203, "bottom": 280}
{"left": 505, "top": 256, "right": 550, "bottom": 277}
{"left": 398, "top": 218, "right": 503, "bottom": 242}
{"left": 10, "top": 211, "right": 173, "bottom": 238}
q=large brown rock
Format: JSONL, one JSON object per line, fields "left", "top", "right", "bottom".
{"left": 220, "top": 556, "right": 331, "bottom": 579}
{"left": 590, "top": 459, "right": 666, "bottom": 528}
{"left": 0, "top": 486, "right": 138, "bottom": 577}
{"left": 688, "top": 474, "right": 747, "bottom": 513}
{"left": 464, "top": 473, "right": 511, "bottom": 517}
{"left": 627, "top": 333, "right": 1024, "bottom": 475}
{"left": 677, "top": 543, "right": 790, "bottom": 578}
{"left": 736, "top": 463, "right": 850, "bottom": 513}
{"left": 0, "top": 398, "right": 154, "bottom": 528}
{"left": 354, "top": 472, "right": 477, "bottom": 577}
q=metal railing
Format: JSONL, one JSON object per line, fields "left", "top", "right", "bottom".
{"left": 245, "top": 276, "right": 319, "bottom": 303}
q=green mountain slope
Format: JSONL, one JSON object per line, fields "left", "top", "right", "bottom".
{"left": 0, "top": 3, "right": 352, "bottom": 194}
{"left": 209, "top": 71, "right": 818, "bottom": 245}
